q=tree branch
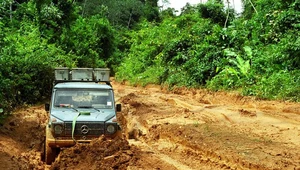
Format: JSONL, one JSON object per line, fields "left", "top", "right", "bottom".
{"left": 224, "top": 0, "right": 230, "bottom": 28}
{"left": 248, "top": 0, "right": 258, "bottom": 14}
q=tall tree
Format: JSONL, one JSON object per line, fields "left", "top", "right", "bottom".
{"left": 142, "top": 0, "right": 160, "bottom": 22}
{"left": 34, "top": 0, "right": 78, "bottom": 42}
{"left": 0, "top": 0, "right": 17, "bottom": 25}
{"left": 77, "top": 0, "right": 159, "bottom": 29}
{"left": 198, "top": 0, "right": 234, "bottom": 26}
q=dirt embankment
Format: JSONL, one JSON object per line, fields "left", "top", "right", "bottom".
{"left": 1, "top": 81, "right": 300, "bottom": 169}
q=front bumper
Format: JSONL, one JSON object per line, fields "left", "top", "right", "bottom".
{"left": 46, "top": 126, "right": 122, "bottom": 148}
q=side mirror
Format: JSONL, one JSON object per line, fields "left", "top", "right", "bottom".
{"left": 116, "top": 104, "right": 121, "bottom": 112}
{"left": 45, "top": 103, "right": 50, "bottom": 111}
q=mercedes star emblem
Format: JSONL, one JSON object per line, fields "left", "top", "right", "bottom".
{"left": 81, "top": 125, "right": 89, "bottom": 134}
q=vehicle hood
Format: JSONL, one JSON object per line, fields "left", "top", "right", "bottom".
{"left": 51, "top": 109, "right": 115, "bottom": 122}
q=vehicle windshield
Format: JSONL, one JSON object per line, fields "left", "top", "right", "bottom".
{"left": 54, "top": 89, "right": 113, "bottom": 109}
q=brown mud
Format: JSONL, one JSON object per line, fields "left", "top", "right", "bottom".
{"left": 0, "top": 80, "right": 300, "bottom": 169}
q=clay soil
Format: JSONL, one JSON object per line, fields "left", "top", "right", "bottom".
{"left": 1, "top": 80, "right": 300, "bottom": 170}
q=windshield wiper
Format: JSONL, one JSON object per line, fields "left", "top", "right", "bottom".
{"left": 77, "top": 106, "right": 101, "bottom": 112}
{"left": 71, "top": 107, "right": 79, "bottom": 112}
{"left": 77, "top": 105, "right": 93, "bottom": 108}
{"left": 93, "top": 108, "right": 101, "bottom": 112}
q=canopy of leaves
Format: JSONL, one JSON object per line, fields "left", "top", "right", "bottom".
{"left": 0, "top": 0, "right": 118, "bottom": 112}
{"left": 116, "top": 0, "right": 300, "bottom": 101}
{"left": 0, "top": 0, "right": 300, "bottom": 115}
{"left": 77, "top": 0, "right": 159, "bottom": 29}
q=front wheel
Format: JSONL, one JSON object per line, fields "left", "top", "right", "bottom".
{"left": 45, "top": 135, "right": 59, "bottom": 165}
{"left": 115, "top": 130, "right": 124, "bottom": 138}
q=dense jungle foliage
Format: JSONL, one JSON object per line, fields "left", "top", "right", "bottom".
{"left": 0, "top": 0, "right": 299, "bottom": 115}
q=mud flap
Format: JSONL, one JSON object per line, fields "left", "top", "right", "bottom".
{"left": 45, "top": 128, "right": 60, "bottom": 165}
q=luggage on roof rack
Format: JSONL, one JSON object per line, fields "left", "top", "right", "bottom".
{"left": 54, "top": 67, "right": 110, "bottom": 84}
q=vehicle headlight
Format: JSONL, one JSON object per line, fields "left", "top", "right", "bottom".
{"left": 106, "top": 124, "right": 116, "bottom": 134}
{"left": 54, "top": 124, "right": 63, "bottom": 135}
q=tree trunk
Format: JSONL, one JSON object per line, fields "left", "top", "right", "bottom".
{"left": 127, "top": 10, "right": 132, "bottom": 29}
{"left": 10, "top": 1, "right": 12, "bottom": 22}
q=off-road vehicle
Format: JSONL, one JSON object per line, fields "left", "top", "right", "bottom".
{"left": 44, "top": 68, "right": 122, "bottom": 165}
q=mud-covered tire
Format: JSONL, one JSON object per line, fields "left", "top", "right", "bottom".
{"left": 45, "top": 136, "right": 59, "bottom": 165}
{"left": 115, "top": 130, "right": 123, "bottom": 138}
{"left": 41, "top": 137, "right": 45, "bottom": 162}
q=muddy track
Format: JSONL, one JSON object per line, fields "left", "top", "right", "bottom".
{"left": 0, "top": 80, "right": 300, "bottom": 169}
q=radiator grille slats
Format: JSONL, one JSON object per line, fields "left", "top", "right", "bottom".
{"left": 64, "top": 122, "right": 105, "bottom": 136}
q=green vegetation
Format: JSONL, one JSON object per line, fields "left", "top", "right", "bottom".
{"left": 0, "top": 0, "right": 299, "bottom": 118}
{"left": 117, "top": 0, "right": 300, "bottom": 102}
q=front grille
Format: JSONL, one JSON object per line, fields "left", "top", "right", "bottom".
{"left": 64, "top": 121, "right": 105, "bottom": 136}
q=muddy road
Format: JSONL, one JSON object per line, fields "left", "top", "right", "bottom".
{"left": 1, "top": 80, "right": 300, "bottom": 169}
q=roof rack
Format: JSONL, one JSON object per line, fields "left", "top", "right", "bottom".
{"left": 54, "top": 67, "right": 111, "bottom": 85}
